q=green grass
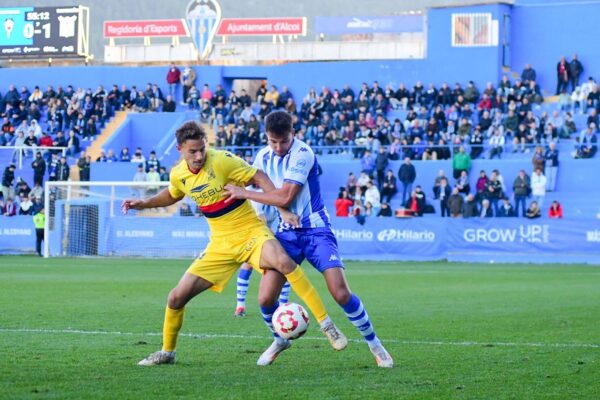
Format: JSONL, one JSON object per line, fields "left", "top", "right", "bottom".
{"left": 1, "top": 256, "right": 599, "bottom": 399}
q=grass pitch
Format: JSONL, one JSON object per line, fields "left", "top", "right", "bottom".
{"left": 1, "top": 256, "right": 599, "bottom": 399}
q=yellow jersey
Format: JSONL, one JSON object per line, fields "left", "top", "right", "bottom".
{"left": 168, "top": 149, "right": 263, "bottom": 236}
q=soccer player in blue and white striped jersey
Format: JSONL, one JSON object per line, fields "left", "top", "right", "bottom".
{"left": 224, "top": 111, "right": 393, "bottom": 368}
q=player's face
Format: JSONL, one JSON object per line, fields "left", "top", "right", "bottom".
{"left": 179, "top": 138, "right": 207, "bottom": 171}
{"left": 267, "top": 132, "right": 293, "bottom": 157}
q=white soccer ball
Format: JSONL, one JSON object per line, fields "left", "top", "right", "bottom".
{"left": 272, "top": 303, "right": 309, "bottom": 340}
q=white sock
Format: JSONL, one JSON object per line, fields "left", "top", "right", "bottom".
{"left": 319, "top": 316, "right": 333, "bottom": 329}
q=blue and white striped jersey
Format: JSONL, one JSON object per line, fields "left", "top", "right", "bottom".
{"left": 253, "top": 139, "right": 331, "bottom": 231}
{"left": 251, "top": 200, "right": 278, "bottom": 229}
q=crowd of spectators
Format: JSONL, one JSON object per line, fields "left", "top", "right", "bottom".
{"left": 1, "top": 60, "right": 598, "bottom": 220}
{"left": 336, "top": 145, "right": 567, "bottom": 221}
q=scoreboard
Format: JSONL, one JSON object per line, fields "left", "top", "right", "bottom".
{"left": 0, "top": 6, "right": 86, "bottom": 59}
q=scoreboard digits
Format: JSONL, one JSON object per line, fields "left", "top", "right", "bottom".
{"left": 0, "top": 6, "right": 82, "bottom": 58}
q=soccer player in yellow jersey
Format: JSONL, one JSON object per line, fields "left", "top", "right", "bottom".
{"left": 122, "top": 121, "right": 346, "bottom": 366}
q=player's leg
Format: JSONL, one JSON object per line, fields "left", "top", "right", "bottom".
{"left": 255, "top": 269, "right": 291, "bottom": 365}
{"left": 278, "top": 281, "right": 291, "bottom": 304}
{"left": 234, "top": 263, "right": 253, "bottom": 317}
{"left": 322, "top": 268, "right": 392, "bottom": 368}
{"left": 258, "top": 238, "right": 347, "bottom": 351}
{"left": 307, "top": 231, "right": 393, "bottom": 368}
{"left": 138, "top": 272, "right": 213, "bottom": 366}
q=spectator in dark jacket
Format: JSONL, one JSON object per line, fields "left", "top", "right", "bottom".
{"left": 479, "top": 199, "right": 494, "bottom": 218}
{"left": 78, "top": 153, "right": 90, "bottom": 182}
{"left": 513, "top": 170, "right": 530, "bottom": 217}
{"left": 497, "top": 197, "right": 516, "bottom": 217}
{"left": 436, "top": 177, "right": 451, "bottom": 217}
{"left": 380, "top": 169, "right": 397, "bottom": 203}
{"left": 2, "top": 164, "right": 16, "bottom": 201}
{"left": 32, "top": 152, "right": 46, "bottom": 186}
{"left": 521, "top": 64, "right": 537, "bottom": 85}
{"left": 448, "top": 187, "right": 464, "bottom": 217}
{"left": 398, "top": 157, "right": 416, "bottom": 205}
{"left": 374, "top": 147, "right": 388, "bottom": 190}
{"left": 569, "top": 54, "right": 583, "bottom": 92}
{"left": 56, "top": 156, "right": 70, "bottom": 181}
{"left": 463, "top": 194, "right": 478, "bottom": 218}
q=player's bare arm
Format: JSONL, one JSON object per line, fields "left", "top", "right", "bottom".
{"left": 121, "top": 188, "right": 182, "bottom": 214}
{"left": 225, "top": 170, "right": 301, "bottom": 208}
{"left": 225, "top": 171, "right": 301, "bottom": 226}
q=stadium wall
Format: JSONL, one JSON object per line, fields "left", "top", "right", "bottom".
{"left": 4, "top": 215, "right": 600, "bottom": 264}
{"left": 510, "top": 0, "right": 600, "bottom": 92}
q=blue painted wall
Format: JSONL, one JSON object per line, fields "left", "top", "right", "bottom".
{"left": 510, "top": 1, "right": 600, "bottom": 92}
{"left": 102, "top": 112, "right": 185, "bottom": 156}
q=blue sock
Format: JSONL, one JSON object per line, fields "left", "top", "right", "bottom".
{"left": 278, "top": 282, "right": 291, "bottom": 304}
{"left": 236, "top": 268, "right": 253, "bottom": 308}
{"left": 341, "top": 294, "right": 378, "bottom": 344}
{"left": 260, "top": 302, "right": 281, "bottom": 338}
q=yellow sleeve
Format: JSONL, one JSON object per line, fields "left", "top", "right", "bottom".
{"left": 168, "top": 167, "right": 185, "bottom": 199}
{"left": 217, "top": 151, "right": 257, "bottom": 185}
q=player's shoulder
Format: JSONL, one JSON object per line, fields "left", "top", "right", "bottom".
{"left": 169, "top": 159, "right": 188, "bottom": 178}
{"left": 254, "top": 146, "right": 271, "bottom": 165}
{"left": 290, "top": 139, "right": 315, "bottom": 160}
{"left": 291, "top": 138, "right": 312, "bottom": 154}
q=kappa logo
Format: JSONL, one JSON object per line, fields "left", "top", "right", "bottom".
{"left": 328, "top": 254, "right": 339, "bottom": 262}
{"left": 191, "top": 183, "right": 210, "bottom": 193}
{"left": 298, "top": 147, "right": 309, "bottom": 153}
{"left": 181, "top": 178, "right": 186, "bottom": 186}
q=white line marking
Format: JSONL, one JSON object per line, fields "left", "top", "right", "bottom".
{"left": 1, "top": 328, "right": 598, "bottom": 349}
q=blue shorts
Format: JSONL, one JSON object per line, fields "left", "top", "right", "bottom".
{"left": 276, "top": 228, "right": 344, "bottom": 273}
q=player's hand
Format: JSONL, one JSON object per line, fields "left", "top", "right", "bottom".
{"left": 279, "top": 209, "right": 300, "bottom": 228}
{"left": 121, "top": 199, "right": 145, "bottom": 214}
{"left": 223, "top": 184, "right": 247, "bottom": 202}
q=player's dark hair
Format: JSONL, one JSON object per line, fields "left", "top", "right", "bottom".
{"left": 265, "top": 111, "right": 292, "bottom": 137}
{"left": 175, "top": 121, "right": 206, "bottom": 145}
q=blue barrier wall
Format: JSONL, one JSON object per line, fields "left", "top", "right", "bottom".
{"left": 38, "top": 215, "right": 600, "bottom": 264}
{"left": 0, "top": 216, "right": 36, "bottom": 254}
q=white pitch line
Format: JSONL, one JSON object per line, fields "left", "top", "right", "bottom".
{"left": 1, "top": 328, "right": 599, "bottom": 349}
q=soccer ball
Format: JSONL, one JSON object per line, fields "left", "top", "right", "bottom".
{"left": 272, "top": 303, "right": 309, "bottom": 340}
